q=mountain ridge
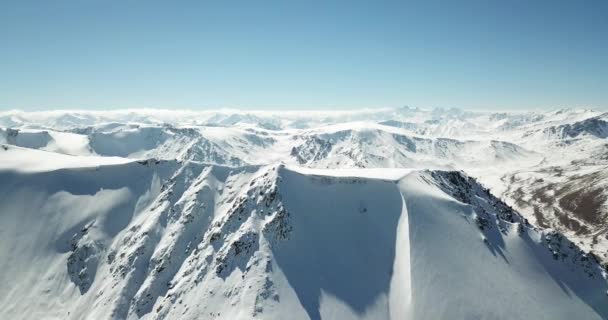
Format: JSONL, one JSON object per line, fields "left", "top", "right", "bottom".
{"left": 1, "top": 159, "right": 607, "bottom": 319}
{"left": 2, "top": 107, "right": 608, "bottom": 319}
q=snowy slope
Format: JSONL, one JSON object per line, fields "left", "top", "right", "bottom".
{"left": 1, "top": 108, "right": 606, "bottom": 260}
{"left": 2, "top": 107, "right": 608, "bottom": 319}
{"left": 0, "top": 144, "right": 131, "bottom": 172}
{"left": 0, "top": 159, "right": 607, "bottom": 319}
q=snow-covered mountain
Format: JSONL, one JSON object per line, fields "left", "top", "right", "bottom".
{"left": 1, "top": 107, "right": 608, "bottom": 319}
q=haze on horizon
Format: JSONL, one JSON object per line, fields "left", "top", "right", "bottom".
{"left": 1, "top": 0, "right": 606, "bottom": 111}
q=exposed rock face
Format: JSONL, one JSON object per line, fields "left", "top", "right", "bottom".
{"left": 3, "top": 161, "right": 608, "bottom": 319}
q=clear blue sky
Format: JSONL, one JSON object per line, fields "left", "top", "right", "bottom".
{"left": 1, "top": 0, "right": 606, "bottom": 111}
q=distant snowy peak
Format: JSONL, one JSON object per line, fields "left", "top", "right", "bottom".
{"left": 541, "top": 116, "right": 608, "bottom": 139}
{"left": 86, "top": 125, "right": 244, "bottom": 165}
{"left": 0, "top": 128, "right": 53, "bottom": 149}
{"left": 0, "top": 106, "right": 601, "bottom": 131}
{"left": 291, "top": 128, "right": 540, "bottom": 169}
{"left": 1, "top": 120, "right": 544, "bottom": 171}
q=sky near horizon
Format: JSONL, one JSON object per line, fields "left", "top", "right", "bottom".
{"left": 1, "top": 0, "right": 606, "bottom": 111}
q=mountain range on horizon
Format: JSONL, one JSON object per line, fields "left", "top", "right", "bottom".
{"left": 1, "top": 106, "right": 608, "bottom": 319}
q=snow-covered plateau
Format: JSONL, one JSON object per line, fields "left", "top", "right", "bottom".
{"left": 1, "top": 107, "right": 607, "bottom": 319}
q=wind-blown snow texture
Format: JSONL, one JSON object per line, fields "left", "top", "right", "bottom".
{"left": 1, "top": 107, "right": 608, "bottom": 319}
